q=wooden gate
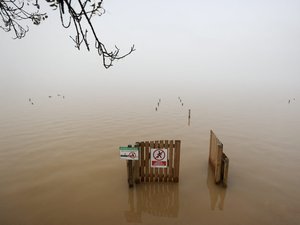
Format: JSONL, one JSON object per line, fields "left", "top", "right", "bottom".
{"left": 127, "top": 140, "right": 181, "bottom": 187}
{"left": 209, "top": 130, "right": 229, "bottom": 186}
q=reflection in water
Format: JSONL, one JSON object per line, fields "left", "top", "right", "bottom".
{"left": 207, "top": 165, "right": 227, "bottom": 210}
{"left": 124, "top": 183, "right": 179, "bottom": 223}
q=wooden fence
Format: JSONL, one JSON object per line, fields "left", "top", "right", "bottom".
{"left": 127, "top": 140, "right": 181, "bottom": 187}
{"left": 209, "top": 130, "right": 229, "bottom": 186}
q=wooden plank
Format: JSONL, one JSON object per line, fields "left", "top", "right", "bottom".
{"left": 163, "top": 140, "right": 169, "bottom": 182}
{"left": 209, "top": 130, "right": 213, "bottom": 165}
{"left": 209, "top": 130, "right": 218, "bottom": 168}
{"left": 145, "top": 141, "right": 150, "bottom": 182}
{"left": 154, "top": 141, "right": 159, "bottom": 182}
{"left": 209, "top": 130, "right": 223, "bottom": 183}
{"left": 168, "top": 140, "right": 174, "bottom": 182}
{"left": 214, "top": 141, "right": 223, "bottom": 183}
{"left": 141, "top": 142, "right": 144, "bottom": 182}
{"left": 174, "top": 140, "right": 181, "bottom": 182}
{"left": 140, "top": 142, "right": 145, "bottom": 182}
{"left": 158, "top": 140, "right": 164, "bottom": 182}
{"left": 149, "top": 141, "right": 154, "bottom": 182}
{"left": 222, "top": 153, "right": 229, "bottom": 186}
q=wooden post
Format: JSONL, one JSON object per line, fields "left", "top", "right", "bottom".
{"left": 221, "top": 153, "right": 229, "bottom": 187}
{"left": 127, "top": 160, "right": 134, "bottom": 188}
{"left": 174, "top": 140, "right": 181, "bottom": 182}
{"left": 134, "top": 143, "right": 140, "bottom": 184}
{"left": 215, "top": 142, "right": 223, "bottom": 183}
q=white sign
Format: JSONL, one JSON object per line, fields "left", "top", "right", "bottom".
{"left": 151, "top": 148, "right": 168, "bottom": 168}
{"left": 119, "top": 147, "right": 139, "bottom": 160}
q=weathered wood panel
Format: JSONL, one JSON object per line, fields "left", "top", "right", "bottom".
{"left": 209, "top": 130, "right": 229, "bottom": 186}
{"left": 127, "top": 140, "right": 181, "bottom": 186}
{"left": 209, "top": 130, "right": 223, "bottom": 183}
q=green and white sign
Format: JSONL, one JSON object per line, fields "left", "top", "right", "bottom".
{"left": 119, "top": 147, "right": 139, "bottom": 160}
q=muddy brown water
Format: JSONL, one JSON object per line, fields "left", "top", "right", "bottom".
{"left": 0, "top": 81, "right": 299, "bottom": 225}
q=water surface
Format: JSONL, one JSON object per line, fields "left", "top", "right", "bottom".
{"left": 0, "top": 75, "right": 299, "bottom": 225}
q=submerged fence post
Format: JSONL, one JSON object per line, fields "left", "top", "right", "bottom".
{"left": 208, "top": 130, "right": 229, "bottom": 187}
{"left": 174, "top": 140, "right": 181, "bottom": 182}
{"left": 221, "top": 153, "right": 229, "bottom": 186}
{"left": 188, "top": 109, "right": 191, "bottom": 126}
{"left": 127, "top": 160, "right": 134, "bottom": 188}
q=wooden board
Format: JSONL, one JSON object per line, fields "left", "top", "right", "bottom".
{"left": 209, "top": 130, "right": 229, "bottom": 186}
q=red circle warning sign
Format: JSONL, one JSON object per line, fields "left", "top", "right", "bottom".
{"left": 153, "top": 149, "right": 166, "bottom": 161}
{"left": 129, "top": 151, "right": 136, "bottom": 159}
{"left": 151, "top": 148, "right": 168, "bottom": 168}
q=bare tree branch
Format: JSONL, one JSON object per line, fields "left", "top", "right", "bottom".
{"left": 0, "top": 0, "right": 47, "bottom": 39}
{"left": 0, "top": 0, "right": 135, "bottom": 68}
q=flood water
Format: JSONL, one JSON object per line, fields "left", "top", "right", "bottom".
{"left": 0, "top": 73, "right": 299, "bottom": 225}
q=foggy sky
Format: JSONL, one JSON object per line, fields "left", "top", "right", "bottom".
{"left": 1, "top": 0, "right": 300, "bottom": 100}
